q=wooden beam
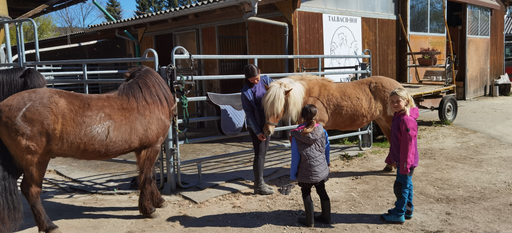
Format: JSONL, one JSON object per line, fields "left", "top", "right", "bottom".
{"left": 16, "top": 0, "right": 62, "bottom": 19}
{"left": 260, "top": 0, "right": 288, "bottom": 5}
{"left": 23, "top": 0, "right": 87, "bottom": 19}
{"left": 293, "top": 0, "right": 301, "bottom": 9}
{"left": 274, "top": 0, "right": 294, "bottom": 24}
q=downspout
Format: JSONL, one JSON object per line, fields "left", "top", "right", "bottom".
{"left": 243, "top": 0, "right": 290, "bottom": 73}
{"left": 93, "top": 0, "right": 140, "bottom": 60}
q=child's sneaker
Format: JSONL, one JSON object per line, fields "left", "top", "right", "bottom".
{"left": 380, "top": 213, "right": 405, "bottom": 224}
{"left": 388, "top": 209, "right": 413, "bottom": 219}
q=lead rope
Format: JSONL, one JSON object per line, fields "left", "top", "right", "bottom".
{"left": 176, "top": 75, "right": 189, "bottom": 144}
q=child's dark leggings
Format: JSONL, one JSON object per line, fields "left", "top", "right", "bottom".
{"left": 299, "top": 180, "right": 330, "bottom": 201}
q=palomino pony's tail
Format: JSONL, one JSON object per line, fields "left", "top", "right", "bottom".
{"left": 0, "top": 67, "right": 47, "bottom": 102}
{"left": 0, "top": 140, "right": 23, "bottom": 233}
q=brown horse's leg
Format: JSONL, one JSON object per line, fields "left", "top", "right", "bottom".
{"left": 20, "top": 158, "right": 60, "bottom": 233}
{"left": 136, "top": 145, "right": 164, "bottom": 218}
{"left": 375, "top": 117, "right": 395, "bottom": 172}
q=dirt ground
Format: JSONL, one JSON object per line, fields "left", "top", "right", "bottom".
{"left": 17, "top": 96, "right": 512, "bottom": 233}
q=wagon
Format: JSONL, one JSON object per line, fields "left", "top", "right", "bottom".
{"left": 404, "top": 53, "right": 458, "bottom": 123}
{"left": 403, "top": 83, "right": 458, "bottom": 123}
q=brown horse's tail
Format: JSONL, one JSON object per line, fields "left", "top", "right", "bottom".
{"left": 0, "top": 139, "right": 23, "bottom": 233}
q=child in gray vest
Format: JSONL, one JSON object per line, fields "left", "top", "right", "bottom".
{"left": 290, "top": 104, "right": 331, "bottom": 227}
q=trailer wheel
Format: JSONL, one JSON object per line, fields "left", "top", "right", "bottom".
{"left": 438, "top": 95, "right": 457, "bottom": 123}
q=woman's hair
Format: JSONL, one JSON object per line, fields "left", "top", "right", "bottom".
{"left": 300, "top": 104, "right": 318, "bottom": 135}
{"left": 244, "top": 64, "right": 260, "bottom": 87}
{"left": 388, "top": 88, "right": 416, "bottom": 116}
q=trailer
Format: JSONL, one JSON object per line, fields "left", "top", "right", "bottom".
{"left": 403, "top": 83, "right": 458, "bottom": 123}
{"left": 404, "top": 52, "right": 458, "bottom": 123}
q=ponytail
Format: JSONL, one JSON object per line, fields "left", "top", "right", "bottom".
{"left": 300, "top": 104, "right": 319, "bottom": 136}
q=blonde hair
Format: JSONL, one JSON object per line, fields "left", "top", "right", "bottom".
{"left": 388, "top": 88, "right": 416, "bottom": 116}
{"left": 263, "top": 77, "right": 306, "bottom": 123}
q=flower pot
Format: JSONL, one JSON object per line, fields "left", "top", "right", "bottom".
{"left": 417, "top": 58, "right": 437, "bottom": 66}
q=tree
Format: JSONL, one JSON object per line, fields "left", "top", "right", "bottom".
{"left": 6, "top": 15, "right": 60, "bottom": 45}
{"left": 135, "top": 0, "right": 197, "bottom": 16}
{"left": 135, "top": 0, "right": 152, "bottom": 16}
{"left": 106, "top": 0, "right": 123, "bottom": 21}
{"left": 53, "top": 1, "right": 104, "bottom": 33}
{"left": 166, "top": 0, "right": 194, "bottom": 9}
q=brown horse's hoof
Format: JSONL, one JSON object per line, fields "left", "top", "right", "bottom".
{"left": 156, "top": 200, "right": 168, "bottom": 208}
{"left": 47, "top": 227, "right": 62, "bottom": 233}
{"left": 143, "top": 210, "right": 159, "bottom": 219}
{"left": 155, "top": 197, "right": 167, "bottom": 208}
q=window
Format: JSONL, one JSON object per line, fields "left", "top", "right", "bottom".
{"left": 505, "top": 43, "right": 512, "bottom": 59}
{"left": 468, "top": 5, "right": 490, "bottom": 37}
{"left": 410, "top": 0, "right": 445, "bottom": 34}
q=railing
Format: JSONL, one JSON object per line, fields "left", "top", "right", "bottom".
{"left": 161, "top": 46, "right": 375, "bottom": 193}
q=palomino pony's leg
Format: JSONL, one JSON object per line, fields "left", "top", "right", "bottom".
{"left": 20, "top": 157, "right": 60, "bottom": 233}
{"left": 136, "top": 145, "right": 165, "bottom": 218}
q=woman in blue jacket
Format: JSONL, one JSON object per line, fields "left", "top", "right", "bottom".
{"left": 241, "top": 64, "right": 274, "bottom": 195}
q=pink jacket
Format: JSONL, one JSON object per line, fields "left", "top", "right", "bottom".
{"left": 385, "top": 107, "right": 419, "bottom": 175}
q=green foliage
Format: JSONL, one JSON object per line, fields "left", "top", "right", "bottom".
{"left": 106, "top": 0, "right": 123, "bottom": 21}
{"left": 135, "top": 0, "right": 196, "bottom": 16}
{"left": 166, "top": 0, "right": 193, "bottom": 8}
{"left": 370, "top": 149, "right": 385, "bottom": 154}
{"left": 6, "top": 15, "right": 60, "bottom": 45}
{"left": 432, "top": 120, "right": 451, "bottom": 127}
{"left": 135, "top": 0, "right": 151, "bottom": 15}
{"left": 339, "top": 152, "right": 352, "bottom": 160}
{"left": 339, "top": 152, "right": 364, "bottom": 160}
{"left": 332, "top": 137, "right": 357, "bottom": 145}
{"left": 373, "top": 140, "right": 390, "bottom": 148}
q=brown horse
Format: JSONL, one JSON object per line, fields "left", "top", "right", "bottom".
{"left": 0, "top": 66, "right": 175, "bottom": 233}
{"left": 262, "top": 75, "right": 403, "bottom": 168}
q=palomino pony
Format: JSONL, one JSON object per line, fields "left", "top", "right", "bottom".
{"left": 262, "top": 74, "right": 403, "bottom": 167}
{"left": 0, "top": 66, "right": 175, "bottom": 233}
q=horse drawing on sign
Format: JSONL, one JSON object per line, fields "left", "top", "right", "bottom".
{"left": 0, "top": 66, "right": 175, "bottom": 233}
{"left": 262, "top": 75, "right": 403, "bottom": 170}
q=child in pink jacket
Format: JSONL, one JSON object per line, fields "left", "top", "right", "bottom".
{"left": 381, "top": 88, "right": 419, "bottom": 224}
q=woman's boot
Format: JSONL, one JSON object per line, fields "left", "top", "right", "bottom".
{"left": 253, "top": 153, "right": 274, "bottom": 195}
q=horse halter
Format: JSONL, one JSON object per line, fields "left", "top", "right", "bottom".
{"left": 266, "top": 121, "right": 279, "bottom": 126}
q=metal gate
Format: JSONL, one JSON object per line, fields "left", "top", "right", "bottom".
{"left": 161, "top": 46, "right": 375, "bottom": 193}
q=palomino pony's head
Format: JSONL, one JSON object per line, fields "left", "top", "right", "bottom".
{"left": 262, "top": 76, "right": 306, "bottom": 136}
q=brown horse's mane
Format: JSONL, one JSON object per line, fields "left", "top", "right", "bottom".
{"left": 118, "top": 66, "right": 174, "bottom": 114}
{"left": 0, "top": 67, "right": 47, "bottom": 102}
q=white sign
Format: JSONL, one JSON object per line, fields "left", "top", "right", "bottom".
{"left": 323, "top": 14, "right": 362, "bottom": 82}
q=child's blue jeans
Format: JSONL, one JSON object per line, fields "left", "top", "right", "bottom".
{"left": 390, "top": 167, "right": 414, "bottom": 216}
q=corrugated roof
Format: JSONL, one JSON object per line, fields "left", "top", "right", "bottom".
{"left": 88, "top": 0, "right": 224, "bottom": 29}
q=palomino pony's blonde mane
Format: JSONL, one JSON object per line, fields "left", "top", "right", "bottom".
{"left": 264, "top": 74, "right": 330, "bottom": 123}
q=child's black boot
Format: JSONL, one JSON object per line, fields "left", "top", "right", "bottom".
{"left": 299, "top": 196, "right": 314, "bottom": 227}
{"left": 314, "top": 200, "right": 331, "bottom": 224}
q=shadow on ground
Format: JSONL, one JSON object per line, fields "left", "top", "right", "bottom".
{"left": 167, "top": 210, "right": 384, "bottom": 228}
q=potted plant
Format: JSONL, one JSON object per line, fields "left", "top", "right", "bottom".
{"left": 417, "top": 47, "right": 439, "bottom": 66}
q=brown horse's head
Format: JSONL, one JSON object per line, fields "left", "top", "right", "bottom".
{"left": 262, "top": 76, "right": 306, "bottom": 136}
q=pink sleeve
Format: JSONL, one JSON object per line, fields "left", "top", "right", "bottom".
{"left": 399, "top": 117, "right": 417, "bottom": 175}
{"left": 385, "top": 153, "right": 393, "bottom": 164}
